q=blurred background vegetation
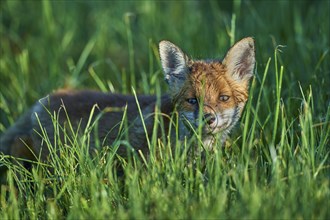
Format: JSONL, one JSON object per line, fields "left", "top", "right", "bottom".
{"left": 0, "top": 1, "right": 329, "bottom": 219}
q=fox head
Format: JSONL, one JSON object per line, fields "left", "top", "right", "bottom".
{"left": 159, "top": 38, "right": 255, "bottom": 141}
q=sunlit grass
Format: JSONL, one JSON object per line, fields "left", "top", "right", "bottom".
{"left": 0, "top": 1, "right": 329, "bottom": 219}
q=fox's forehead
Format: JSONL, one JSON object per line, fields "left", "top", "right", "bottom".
{"left": 187, "top": 61, "right": 230, "bottom": 94}
{"left": 189, "top": 61, "right": 226, "bottom": 80}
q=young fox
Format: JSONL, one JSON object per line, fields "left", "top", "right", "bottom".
{"left": 0, "top": 37, "right": 255, "bottom": 163}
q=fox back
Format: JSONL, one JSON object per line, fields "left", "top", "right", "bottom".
{"left": 0, "top": 37, "right": 255, "bottom": 163}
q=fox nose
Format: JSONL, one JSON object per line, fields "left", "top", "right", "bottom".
{"left": 204, "top": 113, "right": 216, "bottom": 125}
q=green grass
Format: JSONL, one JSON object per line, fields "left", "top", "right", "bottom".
{"left": 0, "top": 0, "right": 329, "bottom": 219}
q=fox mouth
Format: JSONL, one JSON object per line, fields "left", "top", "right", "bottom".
{"left": 180, "top": 113, "right": 223, "bottom": 135}
{"left": 179, "top": 109, "right": 237, "bottom": 137}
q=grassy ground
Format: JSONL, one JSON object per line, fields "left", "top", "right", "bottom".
{"left": 0, "top": 0, "right": 329, "bottom": 219}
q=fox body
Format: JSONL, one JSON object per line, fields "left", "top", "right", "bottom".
{"left": 0, "top": 37, "right": 255, "bottom": 164}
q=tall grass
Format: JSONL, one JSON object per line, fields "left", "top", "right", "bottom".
{"left": 0, "top": 1, "right": 329, "bottom": 219}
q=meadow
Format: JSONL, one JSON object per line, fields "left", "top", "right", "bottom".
{"left": 0, "top": 0, "right": 329, "bottom": 219}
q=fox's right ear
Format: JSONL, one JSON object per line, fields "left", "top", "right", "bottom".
{"left": 159, "top": 41, "right": 189, "bottom": 92}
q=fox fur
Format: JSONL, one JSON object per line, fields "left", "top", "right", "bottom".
{"left": 0, "top": 37, "right": 255, "bottom": 165}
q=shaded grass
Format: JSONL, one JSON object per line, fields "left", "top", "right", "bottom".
{"left": 0, "top": 0, "right": 329, "bottom": 219}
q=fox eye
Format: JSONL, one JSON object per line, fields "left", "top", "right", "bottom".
{"left": 219, "top": 95, "right": 230, "bottom": 102}
{"left": 187, "top": 98, "right": 198, "bottom": 105}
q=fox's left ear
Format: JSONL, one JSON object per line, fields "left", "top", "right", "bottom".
{"left": 222, "top": 37, "right": 255, "bottom": 82}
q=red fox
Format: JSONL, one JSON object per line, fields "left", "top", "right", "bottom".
{"left": 0, "top": 37, "right": 255, "bottom": 164}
